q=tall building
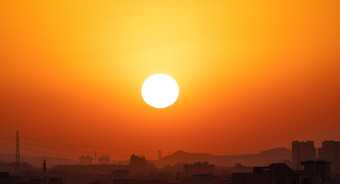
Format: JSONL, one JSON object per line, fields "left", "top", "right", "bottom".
{"left": 292, "top": 141, "right": 316, "bottom": 170}
{"left": 319, "top": 140, "right": 340, "bottom": 172}
{"left": 130, "top": 154, "right": 146, "bottom": 171}
{"left": 79, "top": 155, "right": 93, "bottom": 165}
{"left": 129, "top": 154, "right": 152, "bottom": 176}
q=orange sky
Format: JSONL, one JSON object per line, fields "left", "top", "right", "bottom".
{"left": 1, "top": 1, "right": 340, "bottom": 161}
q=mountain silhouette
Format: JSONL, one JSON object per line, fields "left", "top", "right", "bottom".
{"left": 156, "top": 147, "right": 291, "bottom": 166}
{"left": 0, "top": 147, "right": 291, "bottom": 167}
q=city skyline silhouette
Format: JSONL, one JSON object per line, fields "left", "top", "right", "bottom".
{"left": 1, "top": 131, "right": 339, "bottom": 166}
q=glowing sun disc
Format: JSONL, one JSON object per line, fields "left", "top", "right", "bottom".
{"left": 142, "top": 74, "right": 179, "bottom": 108}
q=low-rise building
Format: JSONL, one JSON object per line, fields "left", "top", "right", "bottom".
{"left": 232, "top": 161, "right": 330, "bottom": 184}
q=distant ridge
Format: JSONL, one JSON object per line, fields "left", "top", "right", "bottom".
{"left": 156, "top": 147, "right": 291, "bottom": 166}
{"left": 0, "top": 147, "right": 291, "bottom": 167}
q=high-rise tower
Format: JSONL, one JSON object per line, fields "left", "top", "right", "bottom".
{"left": 292, "top": 141, "right": 316, "bottom": 169}
{"left": 319, "top": 140, "right": 340, "bottom": 172}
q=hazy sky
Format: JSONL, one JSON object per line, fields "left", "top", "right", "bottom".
{"left": 1, "top": 1, "right": 339, "bottom": 160}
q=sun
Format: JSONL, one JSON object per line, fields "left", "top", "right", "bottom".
{"left": 142, "top": 74, "right": 179, "bottom": 109}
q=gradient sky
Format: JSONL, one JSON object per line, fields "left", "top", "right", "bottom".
{"left": 1, "top": 1, "right": 340, "bottom": 161}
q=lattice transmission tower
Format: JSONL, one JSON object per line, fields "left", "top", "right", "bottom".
{"left": 16, "top": 130, "right": 20, "bottom": 164}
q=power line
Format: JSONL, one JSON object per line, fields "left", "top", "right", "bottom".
{"left": 0, "top": 137, "right": 15, "bottom": 141}
{"left": 0, "top": 138, "right": 129, "bottom": 159}
{"left": 21, "top": 147, "right": 77, "bottom": 159}
{"left": 0, "top": 142, "right": 15, "bottom": 146}
{"left": 0, "top": 138, "right": 266, "bottom": 159}
{"left": 20, "top": 146, "right": 127, "bottom": 160}
{"left": 20, "top": 141, "right": 129, "bottom": 158}
{"left": 21, "top": 136, "right": 147, "bottom": 153}
{"left": 21, "top": 142, "right": 93, "bottom": 154}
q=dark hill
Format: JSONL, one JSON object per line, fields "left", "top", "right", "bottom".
{"left": 156, "top": 147, "right": 291, "bottom": 166}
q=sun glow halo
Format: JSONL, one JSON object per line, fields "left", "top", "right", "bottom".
{"left": 142, "top": 74, "right": 179, "bottom": 109}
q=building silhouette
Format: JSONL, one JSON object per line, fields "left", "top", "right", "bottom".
{"left": 192, "top": 174, "right": 212, "bottom": 184}
{"left": 146, "top": 179, "right": 162, "bottom": 184}
{"left": 183, "top": 162, "right": 215, "bottom": 176}
{"left": 292, "top": 141, "right": 316, "bottom": 170}
{"left": 319, "top": 140, "right": 340, "bottom": 173}
{"left": 111, "top": 169, "right": 129, "bottom": 179}
{"left": 113, "top": 178, "right": 131, "bottom": 184}
{"left": 98, "top": 155, "right": 111, "bottom": 165}
{"left": 0, "top": 172, "right": 10, "bottom": 183}
{"left": 130, "top": 154, "right": 146, "bottom": 170}
{"left": 300, "top": 160, "right": 330, "bottom": 183}
{"left": 79, "top": 155, "right": 93, "bottom": 165}
{"left": 130, "top": 154, "right": 147, "bottom": 175}
{"left": 232, "top": 161, "right": 330, "bottom": 184}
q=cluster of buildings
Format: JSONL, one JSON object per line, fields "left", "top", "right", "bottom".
{"left": 79, "top": 155, "right": 112, "bottom": 165}
{"left": 232, "top": 140, "right": 340, "bottom": 184}
{"left": 232, "top": 160, "right": 331, "bottom": 184}
{"left": 292, "top": 140, "right": 340, "bottom": 172}
{"left": 0, "top": 140, "right": 340, "bottom": 184}
{"left": 183, "top": 162, "right": 215, "bottom": 176}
